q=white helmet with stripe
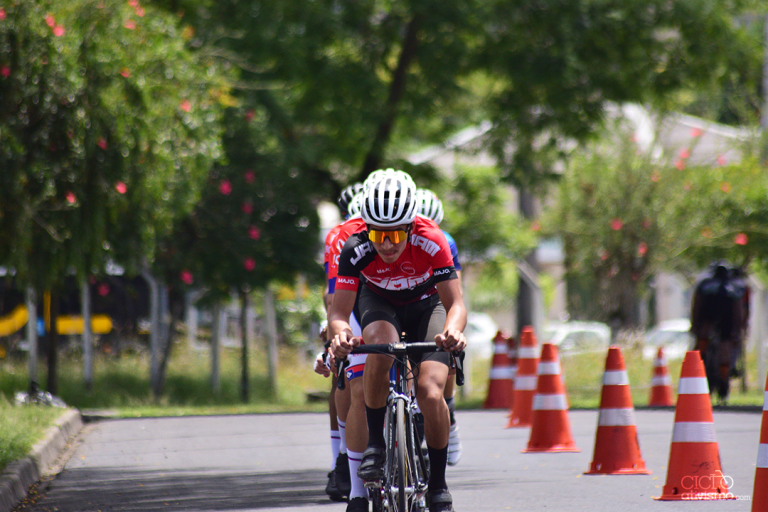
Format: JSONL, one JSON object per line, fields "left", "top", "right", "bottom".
{"left": 415, "top": 188, "right": 444, "bottom": 225}
{"left": 361, "top": 172, "right": 417, "bottom": 228}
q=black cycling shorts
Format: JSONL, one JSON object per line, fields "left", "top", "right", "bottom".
{"left": 357, "top": 285, "right": 450, "bottom": 367}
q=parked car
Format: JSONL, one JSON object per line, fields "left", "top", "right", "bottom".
{"left": 641, "top": 318, "right": 692, "bottom": 360}
{"left": 541, "top": 321, "right": 611, "bottom": 354}
{"left": 464, "top": 312, "right": 498, "bottom": 359}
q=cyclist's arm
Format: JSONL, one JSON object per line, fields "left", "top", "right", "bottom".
{"left": 435, "top": 279, "right": 467, "bottom": 351}
{"left": 328, "top": 288, "right": 359, "bottom": 360}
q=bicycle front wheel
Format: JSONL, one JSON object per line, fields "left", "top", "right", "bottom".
{"left": 396, "top": 399, "right": 410, "bottom": 511}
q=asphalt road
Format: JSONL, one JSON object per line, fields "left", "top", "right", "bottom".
{"left": 16, "top": 409, "right": 762, "bottom": 512}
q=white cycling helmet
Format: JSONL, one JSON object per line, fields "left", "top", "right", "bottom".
{"left": 363, "top": 168, "right": 415, "bottom": 191}
{"left": 361, "top": 173, "right": 417, "bottom": 228}
{"left": 415, "top": 189, "right": 444, "bottom": 225}
{"left": 346, "top": 191, "right": 364, "bottom": 218}
{"left": 337, "top": 183, "right": 364, "bottom": 215}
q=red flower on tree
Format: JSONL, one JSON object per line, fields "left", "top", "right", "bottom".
{"left": 115, "top": 182, "right": 127, "bottom": 194}
{"left": 248, "top": 226, "right": 261, "bottom": 240}
{"left": 219, "top": 180, "right": 232, "bottom": 195}
{"left": 244, "top": 170, "right": 255, "bottom": 184}
{"left": 242, "top": 201, "right": 253, "bottom": 215}
{"left": 734, "top": 233, "right": 748, "bottom": 246}
{"left": 610, "top": 218, "right": 623, "bottom": 231}
{"left": 180, "top": 270, "right": 194, "bottom": 285}
{"left": 243, "top": 258, "right": 256, "bottom": 271}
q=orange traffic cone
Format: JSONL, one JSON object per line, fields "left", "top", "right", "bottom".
{"left": 654, "top": 351, "right": 734, "bottom": 501}
{"left": 507, "top": 335, "right": 517, "bottom": 412}
{"left": 648, "top": 346, "right": 674, "bottom": 407}
{"left": 522, "top": 343, "right": 579, "bottom": 453}
{"left": 506, "top": 326, "right": 538, "bottom": 428}
{"left": 752, "top": 373, "right": 768, "bottom": 511}
{"left": 484, "top": 331, "right": 514, "bottom": 409}
{"left": 585, "top": 346, "right": 649, "bottom": 474}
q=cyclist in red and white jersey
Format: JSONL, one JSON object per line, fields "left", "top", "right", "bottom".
{"left": 317, "top": 182, "right": 363, "bottom": 501}
{"left": 330, "top": 172, "right": 466, "bottom": 512}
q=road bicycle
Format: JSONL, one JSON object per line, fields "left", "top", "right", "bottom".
{"left": 337, "top": 338, "right": 464, "bottom": 512}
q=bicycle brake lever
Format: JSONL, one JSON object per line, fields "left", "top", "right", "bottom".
{"left": 335, "top": 359, "right": 347, "bottom": 390}
{"left": 454, "top": 351, "right": 465, "bottom": 387}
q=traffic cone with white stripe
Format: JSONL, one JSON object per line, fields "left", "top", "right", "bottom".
{"left": 648, "top": 347, "right": 674, "bottom": 407}
{"left": 751, "top": 373, "right": 768, "bottom": 511}
{"left": 654, "top": 350, "right": 734, "bottom": 501}
{"left": 506, "top": 326, "right": 538, "bottom": 428}
{"left": 585, "top": 346, "right": 650, "bottom": 474}
{"left": 522, "top": 343, "right": 579, "bottom": 453}
{"left": 484, "top": 331, "right": 514, "bottom": 409}
{"left": 507, "top": 335, "right": 517, "bottom": 412}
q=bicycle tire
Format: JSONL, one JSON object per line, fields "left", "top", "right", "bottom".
{"left": 396, "top": 399, "right": 409, "bottom": 511}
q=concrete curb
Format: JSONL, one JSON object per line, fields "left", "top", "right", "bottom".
{"left": 0, "top": 409, "right": 84, "bottom": 512}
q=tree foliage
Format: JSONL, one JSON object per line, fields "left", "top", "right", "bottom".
{"left": 542, "top": 116, "right": 768, "bottom": 327}
{"left": 0, "top": 0, "right": 224, "bottom": 290}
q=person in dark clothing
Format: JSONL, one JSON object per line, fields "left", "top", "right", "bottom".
{"left": 689, "top": 262, "right": 747, "bottom": 404}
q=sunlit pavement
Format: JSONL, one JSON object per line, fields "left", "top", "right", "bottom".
{"left": 17, "top": 409, "right": 761, "bottom": 511}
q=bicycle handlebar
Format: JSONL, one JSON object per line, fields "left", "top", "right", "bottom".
{"left": 335, "top": 342, "right": 465, "bottom": 390}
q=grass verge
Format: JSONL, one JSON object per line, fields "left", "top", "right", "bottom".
{"left": 0, "top": 395, "right": 68, "bottom": 473}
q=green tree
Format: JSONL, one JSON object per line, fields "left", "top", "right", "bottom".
{"left": 542, "top": 119, "right": 768, "bottom": 328}
{"left": 0, "top": 0, "right": 224, "bottom": 392}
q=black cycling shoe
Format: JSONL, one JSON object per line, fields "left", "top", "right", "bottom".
{"left": 325, "top": 470, "right": 345, "bottom": 502}
{"left": 335, "top": 452, "right": 351, "bottom": 496}
{"left": 427, "top": 488, "right": 454, "bottom": 512}
{"left": 357, "top": 445, "right": 385, "bottom": 481}
{"left": 346, "top": 496, "right": 369, "bottom": 512}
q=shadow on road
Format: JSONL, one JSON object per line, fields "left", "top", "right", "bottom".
{"left": 21, "top": 468, "right": 335, "bottom": 511}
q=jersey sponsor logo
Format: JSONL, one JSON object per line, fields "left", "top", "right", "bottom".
{"left": 364, "top": 270, "right": 431, "bottom": 291}
{"left": 400, "top": 262, "right": 415, "bottom": 275}
{"left": 350, "top": 242, "right": 373, "bottom": 266}
{"left": 410, "top": 234, "right": 441, "bottom": 257}
{"left": 376, "top": 267, "right": 389, "bottom": 274}
{"left": 433, "top": 267, "right": 451, "bottom": 277}
{"left": 337, "top": 277, "right": 357, "bottom": 286}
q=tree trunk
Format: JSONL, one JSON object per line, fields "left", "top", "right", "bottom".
{"left": 156, "top": 285, "right": 172, "bottom": 395}
{"left": 240, "top": 290, "right": 249, "bottom": 403}
{"left": 47, "top": 290, "right": 59, "bottom": 395}
{"left": 516, "top": 190, "right": 542, "bottom": 336}
{"left": 360, "top": 17, "right": 420, "bottom": 177}
{"left": 140, "top": 269, "right": 162, "bottom": 398}
{"left": 81, "top": 279, "right": 93, "bottom": 391}
{"left": 26, "top": 287, "right": 38, "bottom": 386}
{"left": 264, "top": 288, "right": 279, "bottom": 395}
{"left": 211, "top": 301, "right": 221, "bottom": 394}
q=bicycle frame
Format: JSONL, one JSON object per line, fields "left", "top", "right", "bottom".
{"left": 337, "top": 341, "right": 463, "bottom": 512}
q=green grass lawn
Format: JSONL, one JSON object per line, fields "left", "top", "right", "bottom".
{"left": 1, "top": 339, "right": 764, "bottom": 474}
{"left": 0, "top": 395, "right": 68, "bottom": 473}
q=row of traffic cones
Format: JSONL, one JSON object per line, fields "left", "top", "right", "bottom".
{"left": 484, "top": 328, "right": 675, "bottom": 411}
{"left": 485, "top": 326, "right": 768, "bottom": 508}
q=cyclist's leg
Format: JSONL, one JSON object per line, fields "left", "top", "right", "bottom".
{"left": 334, "top": 374, "right": 351, "bottom": 496}
{"left": 357, "top": 287, "right": 399, "bottom": 479}
{"left": 411, "top": 299, "right": 455, "bottom": 510}
{"left": 443, "top": 372, "right": 462, "bottom": 466}
{"left": 717, "top": 339, "right": 732, "bottom": 402}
